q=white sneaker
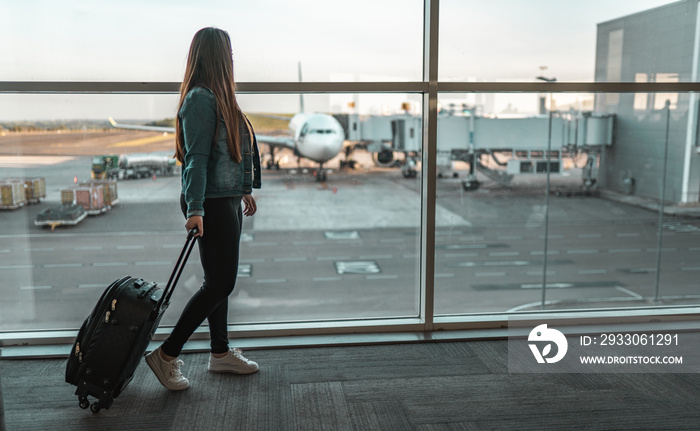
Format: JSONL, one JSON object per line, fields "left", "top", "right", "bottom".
{"left": 145, "top": 347, "right": 190, "bottom": 391}
{"left": 208, "top": 348, "right": 259, "bottom": 374}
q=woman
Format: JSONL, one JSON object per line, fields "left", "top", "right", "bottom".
{"left": 145, "top": 27, "right": 262, "bottom": 391}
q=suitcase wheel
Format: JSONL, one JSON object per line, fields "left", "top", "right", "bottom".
{"left": 79, "top": 397, "right": 90, "bottom": 410}
{"left": 90, "top": 402, "right": 101, "bottom": 413}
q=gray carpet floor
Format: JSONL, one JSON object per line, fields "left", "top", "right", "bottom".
{"left": 2, "top": 340, "right": 700, "bottom": 430}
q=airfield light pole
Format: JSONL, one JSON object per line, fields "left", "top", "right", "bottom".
{"left": 654, "top": 100, "right": 672, "bottom": 302}
{"left": 536, "top": 73, "right": 556, "bottom": 309}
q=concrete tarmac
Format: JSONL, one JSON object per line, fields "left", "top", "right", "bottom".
{"left": 2, "top": 135, "right": 700, "bottom": 331}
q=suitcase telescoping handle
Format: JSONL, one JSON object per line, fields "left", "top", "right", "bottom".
{"left": 157, "top": 228, "right": 198, "bottom": 311}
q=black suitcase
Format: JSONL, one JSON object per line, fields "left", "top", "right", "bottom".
{"left": 65, "top": 229, "right": 197, "bottom": 413}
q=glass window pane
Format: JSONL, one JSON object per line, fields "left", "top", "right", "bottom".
{"left": 0, "top": 92, "right": 423, "bottom": 330}
{"left": 439, "top": 0, "right": 689, "bottom": 82}
{"left": 2, "top": 1, "right": 423, "bottom": 82}
{"left": 434, "top": 91, "right": 700, "bottom": 316}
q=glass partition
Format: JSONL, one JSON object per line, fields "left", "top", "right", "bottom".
{"left": 434, "top": 91, "right": 700, "bottom": 316}
{"left": 1, "top": 0, "right": 423, "bottom": 82}
{"left": 2, "top": 0, "right": 700, "bottom": 340}
{"left": 439, "top": 0, "right": 689, "bottom": 83}
{"left": 0, "top": 93, "right": 424, "bottom": 331}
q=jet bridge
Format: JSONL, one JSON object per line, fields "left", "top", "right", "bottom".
{"left": 341, "top": 112, "right": 614, "bottom": 189}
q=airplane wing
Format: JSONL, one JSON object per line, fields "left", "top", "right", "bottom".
{"left": 255, "top": 134, "right": 296, "bottom": 150}
{"left": 248, "top": 113, "right": 294, "bottom": 122}
{"left": 109, "top": 118, "right": 296, "bottom": 150}
{"left": 109, "top": 117, "right": 175, "bottom": 133}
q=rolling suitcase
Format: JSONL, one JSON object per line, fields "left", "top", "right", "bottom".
{"left": 65, "top": 229, "right": 198, "bottom": 413}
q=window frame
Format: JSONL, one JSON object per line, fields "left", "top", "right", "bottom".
{"left": 2, "top": 0, "right": 700, "bottom": 353}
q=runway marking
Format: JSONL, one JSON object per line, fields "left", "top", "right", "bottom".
{"left": 324, "top": 231, "right": 360, "bottom": 240}
{"left": 0, "top": 249, "right": 9, "bottom": 253}
{"left": 475, "top": 280, "right": 623, "bottom": 291}
{"left": 615, "top": 286, "right": 643, "bottom": 299}
{"left": 74, "top": 246, "right": 103, "bottom": 251}
{"left": 489, "top": 251, "right": 520, "bottom": 257}
{"left": 107, "top": 134, "right": 172, "bottom": 148}
{"left": 681, "top": 267, "right": 700, "bottom": 271}
{"left": 540, "top": 234, "right": 564, "bottom": 239}
{"left": 293, "top": 241, "right": 323, "bottom": 246}
{"left": 78, "top": 284, "right": 105, "bottom": 289}
{"left": 498, "top": 235, "right": 522, "bottom": 240}
{"left": 238, "top": 264, "right": 252, "bottom": 278}
{"left": 627, "top": 268, "right": 657, "bottom": 273}
{"left": 460, "top": 236, "right": 485, "bottom": 242}
{"left": 444, "top": 252, "right": 479, "bottom": 258}
{"left": 313, "top": 276, "right": 343, "bottom": 282}
{"left": 21, "top": 285, "right": 52, "bottom": 290}
{"left": 241, "top": 258, "right": 265, "bottom": 263}
{"left": 526, "top": 271, "right": 556, "bottom": 276}
{"left": 449, "top": 260, "right": 535, "bottom": 267}
{"left": 578, "top": 269, "right": 607, "bottom": 274}
{"left": 26, "top": 248, "right": 55, "bottom": 252}
{"left": 92, "top": 262, "right": 128, "bottom": 267}
{"left": 530, "top": 250, "right": 560, "bottom": 255}
{"left": 0, "top": 264, "right": 34, "bottom": 269}
{"left": 646, "top": 247, "right": 677, "bottom": 252}
{"left": 609, "top": 248, "right": 641, "bottom": 253}
{"left": 44, "top": 263, "right": 83, "bottom": 268}
{"left": 256, "top": 279, "right": 287, "bottom": 284}
{"left": 437, "top": 230, "right": 463, "bottom": 236}
{"left": 578, "top": 233, "right": 602, "bottom": 238}
{"left": 274, "top": 257, "right": 308, "bottom": 262}
{"left": 475, "top": 272, "right": 507, "bottom": 277}
{"left": 317, "top": 256, "right": 351, "bottom": 261}
{"left": 335, "top": 261, "right": 380, "bottom": 274}
{"left": 617, "top": 233, "right": 640, "bottom": 237}
{"left": 690, "top": 247, "right": 700, "bottom": 251}
{"left": 567, "top": 249, "right": 599, "bottom": 254}
{"left": 521, "top": 282, "right": 574, "bottom": 289}
{"left": 359, "top": 254, "right": 393, "bottom": 260}
{"left": 135, "top": 261, "right": 171, "bottom": 266}
{"left": 366, "top": 274, "right": 398, "bottom": 280}
{"left": 117, "top": 245, "right": 145, "bottom": 250}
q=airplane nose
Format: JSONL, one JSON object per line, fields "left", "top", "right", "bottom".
{"left": 305, "top": 135, "right": 343, "bottom": 163}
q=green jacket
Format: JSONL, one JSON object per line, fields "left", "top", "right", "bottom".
{"left": 179, "top": 87, "right": 261, "bottom": 218}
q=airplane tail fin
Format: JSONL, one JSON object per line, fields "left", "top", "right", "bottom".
{"left": 298, "top": 61, "right": 305, "bottom": 113}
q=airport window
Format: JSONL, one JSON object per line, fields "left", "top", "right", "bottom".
{"left": 634, "top": 73, "right": 649, "bottom": 111}
{"left": 653, "top": 73, "right": 679, "bottom": 110}
{"left": 434, "top": 91, "right": 699, "bottom": 316}
{"left": 0, "top": 1, "right": 423, "bottom": 83}
{"left": 1, "top": 0, "right": 700, "bottom": 343}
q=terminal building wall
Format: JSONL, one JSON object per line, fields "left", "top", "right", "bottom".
{"left": 594, "top": 0, "right": 700, "bottom": 204}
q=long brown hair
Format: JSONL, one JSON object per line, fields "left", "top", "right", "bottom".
{"left": 175, "top": 27, "right": 242, "bottom": 164}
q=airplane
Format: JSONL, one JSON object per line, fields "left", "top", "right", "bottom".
{"left": 109, "top": 111, "right": 345, "bottom": 182}
{"left": 108, "top": 65, "right": 346, "bottom": 182}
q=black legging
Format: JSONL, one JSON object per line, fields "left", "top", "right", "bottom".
{"left": 161, "top": 194, "right": 243, "bottom": 357}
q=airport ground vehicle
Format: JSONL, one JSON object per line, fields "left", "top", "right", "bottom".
{"left": 91, "top": 154, "right": 178, "bottom": 180}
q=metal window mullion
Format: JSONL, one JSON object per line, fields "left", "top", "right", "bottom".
{"left": 2, "top": 81, "right": 698, "bottom": 94}
{"left": 420, "top": 0, "right": 439, "bottom": 331}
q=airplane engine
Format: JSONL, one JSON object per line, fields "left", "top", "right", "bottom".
{"left": 374, "top": 148, "right": 395, "bottom": 167}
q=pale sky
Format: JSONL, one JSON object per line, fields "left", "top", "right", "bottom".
{"left": 0, "top": 0, "right": 680, "bottom": 121}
